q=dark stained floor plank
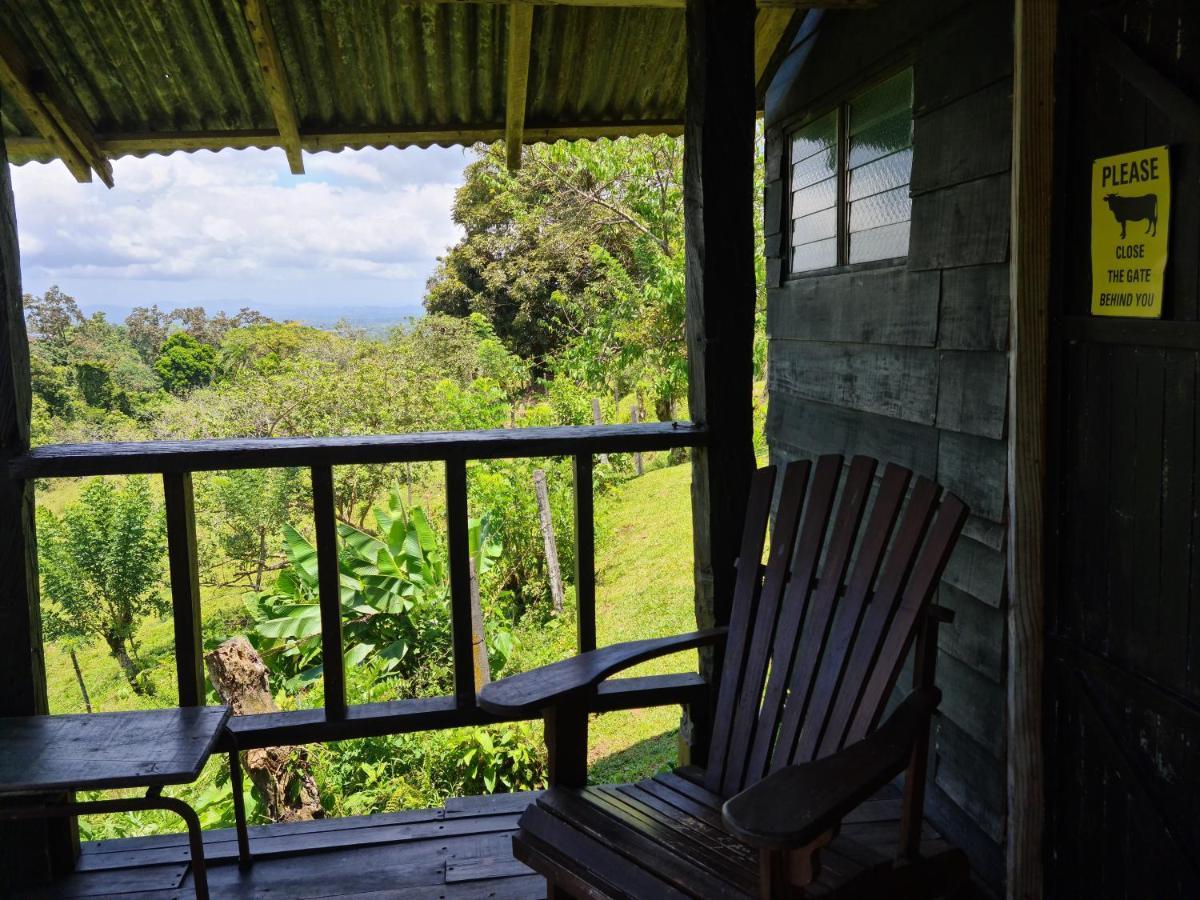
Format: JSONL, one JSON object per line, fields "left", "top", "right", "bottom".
{"left": 36, "top": 782, "right": 950, "bottom": 899}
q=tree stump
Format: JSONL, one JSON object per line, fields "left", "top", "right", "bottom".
{"left": 205, "top": 637, "right": 323, "bottom": 823}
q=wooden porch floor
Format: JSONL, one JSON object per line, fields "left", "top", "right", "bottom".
{"left": 26, "top": 791, "right": 545, "bottom": 899}
{"left": 24, "top": 784, "right": 954, "bottom": 899}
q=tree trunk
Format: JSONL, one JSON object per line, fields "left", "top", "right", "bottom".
{"left": 204, "top": 637, "right": 323, "bottom": 823}
{"left": 532, "top": 469, "right": 565, "bottom": 614}
{"left": 105, "top": 635, "right": 146, "bottom": 695}
{"left": 469, "top": 558, "right": 490, "bottom": 689}
{"left": 254, "top": 526, "right": 267, "bottom": 591}
{"left": 68, "top": 648, "right": 92, "bottom": 714}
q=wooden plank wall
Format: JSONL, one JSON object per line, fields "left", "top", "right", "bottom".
{"left": 763, "top": 0, "right": 1012, "bottom": 891}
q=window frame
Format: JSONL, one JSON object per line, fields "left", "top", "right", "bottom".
{"left": 785, "top": 65, "right": 915, "bottom": 279}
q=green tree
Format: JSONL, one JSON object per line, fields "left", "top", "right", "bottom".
{"left": 200, "top": 467, "right": 305, "bottom": 590}
{"left": 154, "top": 332, "right": 218, "bottom": 393}
{"left": 23, "top": 285, "right": 82, "bottom": 353}
{"left": 39, "top": 477, "right": 167, "bottom": 696}
{"left": 125, "top": 305, "right": 171, "bottom": 364}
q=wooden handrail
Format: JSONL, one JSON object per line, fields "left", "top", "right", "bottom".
{"left": 10, "top": 422, "right": 707, "bottom": 479}
{"left": 18, "top": 423, "right": 710, "bottom": 747}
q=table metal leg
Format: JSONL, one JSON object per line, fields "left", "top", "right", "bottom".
{"left": 0, "top": 793, "right": 212, "bottom": 900}
{"left": 227, "top": 740, "right": 252, "bottom": 870}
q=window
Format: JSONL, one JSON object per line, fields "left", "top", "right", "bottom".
{"left": 789, "top": 68, "right": 914, "bottom": 274}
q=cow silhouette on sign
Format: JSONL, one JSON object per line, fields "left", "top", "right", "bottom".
{"left": 1103, "top": 192, "right": 1158, "bottom": 239}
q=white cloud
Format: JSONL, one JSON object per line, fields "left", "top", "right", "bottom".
{"left": 9, "top": 145, "right": 469, "bottom": 310}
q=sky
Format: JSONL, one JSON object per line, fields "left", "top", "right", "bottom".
{"left": 8, "top": 145, "right": 470, "bottom": 319}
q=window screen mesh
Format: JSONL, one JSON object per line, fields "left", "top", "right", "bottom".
{"left": 846, "top": 69, "right": 913, "bottom": 264}
{"left": 788, "top": 68, "right": 913, "bottom": 274}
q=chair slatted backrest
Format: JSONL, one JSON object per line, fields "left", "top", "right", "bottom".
{"left": 704, "top": 456, "right": 968, "bottom": 798}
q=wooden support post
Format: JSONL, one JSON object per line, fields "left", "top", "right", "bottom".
{"left": 241, "top": 0, "right": 304, "bottom": 174}
{"left": 310, "top": 465, "right": 346, "bottom": 720}
{"left": 630, "top": 405, "right": 644, "bottom": 476}
{"left": 572, "top": 454, "right": 596, "bottom": 652}
{"left": 684, "top": 0, "right": 759, "bottom": 643}
{"left": 533, "top": 468, "right": 565, "bottom": 614}
{"left": 446, "top": 459, "right": 478, "bottom": 707}
{"left": 0, "top": 120, "right": 77, "bottom": 888}
{"left": 162, "top": 472, "right": 205, "bottom": 706}
{"left": 504, "top": 3, "right": 534, "bottom": 171}
{"left": 591, "top": 400, "right": 609, "bottom": 465}
{"left": 543, "top": 703, "right": 588, "bottom": 789}
{"left": 1008, "top": 1, "right": 1055, "bottom": 897}
{"left": 0, "top": 26, "right": 110, "bottom": 186}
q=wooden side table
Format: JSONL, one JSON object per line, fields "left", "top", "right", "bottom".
{"left": 0, "top": 706, "right": 251, "bottom": 899}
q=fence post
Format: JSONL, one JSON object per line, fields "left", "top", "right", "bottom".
{"left": 533, "top": 468, "right": 565, "bottom": 614}
{"left": 591, "top": 399, "right": 609, "bottom": 465}
{"left": 630, "top": 405, "right": 645, "bottom": 476}
{"left": 469, "top": 558, "right": 490, "bottom": 688}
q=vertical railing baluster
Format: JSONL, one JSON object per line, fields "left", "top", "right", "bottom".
{"left": 311, "top": 465, "right": 346, "bottom": 720}
{"left": 445, "top": 458, "right": 476, "bottom": 707}
{"left": 163, "top": 472, "right": 204, "bottom": 706}
{"left": 573, "top": 453, "right": 596, "bottom": 653}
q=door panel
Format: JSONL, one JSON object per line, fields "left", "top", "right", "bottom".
{"left": 1050, "top": 2, "right": 1200, "bottom": 895}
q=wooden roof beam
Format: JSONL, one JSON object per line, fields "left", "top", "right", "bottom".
{"left": 505, "top": 4, "right": 535, "bottom": 171}
{"left": 0, "top": 27, "right": 112, "bottom": 186}
{"left": 241, "top": 0, "right": 304, "bottom": 175}
{"left": 754, "top": 8, "right": 801, "bottom": 101}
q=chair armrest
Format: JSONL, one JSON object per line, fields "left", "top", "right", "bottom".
{"left": 721, "top": 687, "right": 941, "bottom": 851}
{"left": 478, "top": 628, "right": 726, "bottom": 715}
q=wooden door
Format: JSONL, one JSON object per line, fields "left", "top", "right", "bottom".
{"left": 1049, "top": 2, "right": 1200, "bottom": 895}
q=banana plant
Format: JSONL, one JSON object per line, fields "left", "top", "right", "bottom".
{"left": 245, "top": 484, "right": 502, "bottom": 690}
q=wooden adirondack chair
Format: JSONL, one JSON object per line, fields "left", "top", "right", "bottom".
{"left": 479, "top": 456, "right": 971, "bottom": 899}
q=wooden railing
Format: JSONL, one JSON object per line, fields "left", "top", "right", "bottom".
{"left": 11, "top": 422, "right": 708, "bottom": 750}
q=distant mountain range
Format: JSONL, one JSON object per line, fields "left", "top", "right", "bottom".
{"left": 76, "top": 301, "right": 426, "bottom": 331}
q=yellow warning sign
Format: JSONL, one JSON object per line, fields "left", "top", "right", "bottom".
{"left": 1091, "top": 146, "right": 1170, "bottom": 317}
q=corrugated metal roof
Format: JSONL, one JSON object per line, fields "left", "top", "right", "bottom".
{"left": 1, "top": 0, "right": 686, "bottom": 167}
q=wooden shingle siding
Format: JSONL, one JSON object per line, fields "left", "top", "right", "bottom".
{"left": 764, "top": 2, "right": 1014, "bottom": 890}
{"left": 912, "top": 0, "right": 1013, "bottom": 116}
{"left": 767, "top": 397, "right": 940, "bottom": 476}
{"left": 908, "top": 172, "right": 1012, "bottom": 271}
{"left": 943, "top": 535, "right": 1006, "bottom": 610}
{"left": 766, "top": 268, "right": 939, "bottom": 345}
{"left": 940, "top": 264, "right": 1010, "bottom": 351}
{"left": 911, "top": 78, "right": 1013, "bottom": 195}
{"left": 937, "top": 585, "right": 1005, "bottom": 685}
{"left": 937, "top": 431, "right": 1007, "bottom": 523}
{"left": 768, "top": 343, "right": 939, "bottom": 424}
{"left": 936, "top": 352, "right": 1009, "bottom": 439}
{"left": 932, "top": 717, "right": 1006, "bottom": 843}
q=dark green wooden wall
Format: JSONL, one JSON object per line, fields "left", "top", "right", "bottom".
{"left": 763, "top": 0, "right": 1013, "bottom": 891}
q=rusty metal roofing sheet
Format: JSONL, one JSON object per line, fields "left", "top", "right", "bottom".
{"left": 1, "top": 0, "right": 686, "bottom": 166}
